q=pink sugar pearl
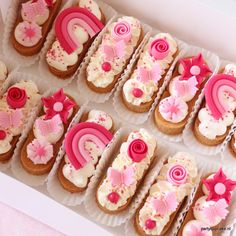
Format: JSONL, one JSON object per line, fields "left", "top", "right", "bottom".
{"left": 107, "top": 192, "right": 119, "bottom": 204}
{"left": 132, "top": 88, "right": 143, "bottom": 98}
{"left": 102, "top": 62, "right": 111, "bottom": 72}
{"left": 145, "top": 219, "right": 156, "bottom": 230}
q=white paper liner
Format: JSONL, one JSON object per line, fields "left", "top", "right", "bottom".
{"left": 0, "top": 71, "right": 49, "bottom": 172}
{"left": 183, "top": 59, "right": 236, "bottom": 156}
{"left": 46, "top": 102, "right": 121, "bottom": 206}
{"left": 112, "top": 30, "right": 186, "bottom": 125}
{"left": 146, "top": 44, "right": 220, "bottom": 143}
{"left": 83, "top": 126, "right": 169, "bottom": 227}
{"left": 0, "top": 54, "right": 19, "bottom": 95}
{"left": 2, "top": 0, "right": 66, "bottom": 67}
{"left": 171, "top": 161, "right": 236, "bottom": 236}
{"left": 38, "top": 0, "right": 117, "bottom": 88}
{"left": 10, "top": 87, "right": 83, "bottom": 186}
{"left": 76, "top": 15, "right": 152, "bottom": 103}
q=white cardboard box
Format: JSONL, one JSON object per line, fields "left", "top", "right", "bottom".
{"left": 0, "top": 1, "right": 236, "bottom": 236}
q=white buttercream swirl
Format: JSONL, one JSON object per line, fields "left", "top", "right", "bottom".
{"left": 123, "top": 33, "right": 177, "bottom": 105}
{"left": 96, "top": 128, "right": 157, "bottom": 211}
{"left": 0, "top": 132, "right": 13, "bottom": 154}
{"left": 79, "top": 0, "right": 102, "bottom": 20}
{"left": 86, "top": 16, "right": 142, "bottom": 88}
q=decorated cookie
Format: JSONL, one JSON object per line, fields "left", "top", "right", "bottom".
{"left": 154, "top": 53, "right": 212, "bottom": 135}
{"left": 12, "top": 0, "right": 62, "bottom": 56}
{"left": 122, "top": 33, "right": 178, "bottom": 113}
{"left": 178, "top": 168, "right": 236, "bottom": 236}
{"left": 20, "top": 89, "right": 78, "bottom": 175}
{"left": 194, "top": 64, "right": 236, "bottom": 146}
{"left": 46, "top": 0, "right": 105, "bottom": 78}
{"left": 96, "top": 128, "right": 156, "bottom": 213}
{"left": 57, "top": 109, "right": 114, "bottom": 193}
{"left": 0, "top": 80, "right": 41, "bottom": 163}
{"left": 86, "top": 16, "right": 143, "bottom": 93}
{"left": 135, "top": 152, "right": 198, "bottom": 236}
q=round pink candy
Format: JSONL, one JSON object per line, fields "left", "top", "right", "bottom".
{"left": 145, "top": 219, "right": 156, "bottom": 230}
{"left": 0, "top": 130, "right": 6, "bottom": 140}
{"left": 53, "top": 102, "right": 64, "bottom": 112}
{"left": 214, "top": 182, "right": 226, "bottom": 195}
{"left": 107, "top": 192, "right": 120, "bottom": 204}
{"left": 132, "top": 88, "right": 143, "bottom": 98}
{"left": 102, "top": 62, "right": 111, "bottom": 72}
{"left": 190, "top": 65, "right": 201, "bottom": 75}
{"left": 167, "top": 164, "right": 187, "bottom": 185}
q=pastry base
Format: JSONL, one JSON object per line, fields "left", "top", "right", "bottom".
{"left": 20, "top": 97, "right": 79, "bottom": 176}
{"left": 193, "top": 116, "right": 228, "bottom": 146}
{"left": 229, "top": 136, "right": 236, "bottom": 159}
{"left": 47, "top": 11, "right": 106, "bottom": 79}
{"left": 154, "top": 60, "right": 210, "bottom": 135}
{"left": 11, "top": 0, "right": 62, "bottom": 56}
{"left": 85, "top": 29, "right": 144, "bottom": 94}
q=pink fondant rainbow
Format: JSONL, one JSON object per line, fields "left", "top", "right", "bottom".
{"left": 205, "top": 73, "right": 236, "bottom": 120}
{"left": 55, "top": 7, "right": 104, "bottom": 54}
{"left": 64, "top": 122, "right": 113, "bottom": 170}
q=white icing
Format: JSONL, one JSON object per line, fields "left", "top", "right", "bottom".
{"left": 0, "top": 61, "right": 7, "bottom": 81}
{"left": 224, "top": 64, "right": 236, "bottom": 77}
{"left": 33, "top": 115, "right": 64, "bottom": 144}
{"left": 138, "top": 152, "right": 198, "bottom": 235}
{"left": 79, "top": 0, "right": 102, "bottom": 20}
{"left": 63, "top": 141, "right": 103, "bottom": 188}
{"left": 86, "top": 109, "right": 113, "bottom": 130}
{"left": 182, "top": 220, "right": 212, "bottom": 236}
{"left": 96, "top": 129, "right": 156, "bottom": 211}
{"left": 86, "top": 16, "right": 142, "bottom": 88}
{"left": 193, "top": 196, "right": 225, "bottom": 227}
{"left": 123, "top": 33, "right": 177, "bottom": 106}
{"left": 198, "top": 107, "right": 234, "bottom": 140}
{"left": 0, "top": 132, "right": 13, "bottom": 154}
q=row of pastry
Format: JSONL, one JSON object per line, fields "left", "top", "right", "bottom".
{"left": 0, "top": 78, "right": 235, "bottom": 235}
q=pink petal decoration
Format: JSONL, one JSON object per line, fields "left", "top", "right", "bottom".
{"left": 137, "top": 64, "right": 161, "bottom": 84}
{"left": 102, "top": 40, "right": 126, "bottom": 61}
{"left": 0, "top": 110, "right": 23, "bottom": 130}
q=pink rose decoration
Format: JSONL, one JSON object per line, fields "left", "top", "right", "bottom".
{"left": 6, "top": 87, "right": 27, "bottom": 109}
{"left": 128, "top": 139, "right": 148, "bottom": 162}
{"left": 27, "top": 139, "right": 53, "bottom": 165}
{"left": 159, "top": 96, "right": 188, "bottom": 123}
{"left": 167, "top": 164, "right": 187, "bottom": 185}
{"left": 149, "top": 38, "right": 170, "bottom": 60}
{"left": 112, "top": 21, "right": 131, "bottom": 42}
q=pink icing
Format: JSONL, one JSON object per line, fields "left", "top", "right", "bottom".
{"left": 184, "top": 222, "right": 210, "bottom": 236}
{"left": 137, "top": 64, "right": 161, "bottom": 84}
{"left": 107, "top": 165, "right": 135, "bottom": 187}
{"left": 22, "top": 0, "right": 48, "bottom": 22}
{"left": 6, "top": 87, "right": 27, "bottom": 109}
{"left": 167, "top": 164, "right": 187, "bottom": 185}
{"left": 35, "top": 114, "right": 62, "bottom": 136}
{"left": 0, "top": 130, "right": 6, "bottom": 140}
{"left": 42, "top": 89, "right": 76, "bottom": 124}
{"left": 203, "top": 168, "right": 236, "bottom": 204}
{"left": 149, "top": 38, "right": 169, "bottom": 60}
{"left": 202, "top": 199, "right": 229, "bottom": 225}
{"left": 204, "top": 74, "right": 236, "bottom": 120}
{"left": 27, "top": 139, "right": 53, "bottom": 164}
{"left": 102, "top": 40, "right": 126, "bottom": 61}
{"left": 0, "top": 110, "right": 23, "bottom": 130}
{"left": 111, "top": 21, "right": 131, "bottom": 43}
{"left": 64, "top": 122, "right": 113, "bottom": 170}
{"left": 107, "top": 192, "right": 120, "bottom": 204}
{"left": 152, "top": 192, "right": 178, "bottom": 217}
{"left": 159, "top": 96, "right": 188, "bottom": 122}
{"left": 145, "top": 219, "right": 156, "bottom": 230}
{"left": 54, "top": 7, "right": 104, "bottom": 54}
{"left": 179, "top": 53, "right": 212, "bottom": 85}
{"left": 101, "top": 62, "right": 111, "bottom": 72}
{"left": 15, "top": 21, "right": 42, "bottom": 46}
{"left": 132, "top": 88, "right": 143, "bottom": 98}
{"left": 127, "top": 139, "right": 148, "bottom": 162}
{"left": 173, "top": 76, "right": 198, "bottom": 98}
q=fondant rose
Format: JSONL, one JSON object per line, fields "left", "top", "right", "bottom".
{"left": 128, "top": 139, "right": 148, "bottom": 162}
{"left": 112, "top": 21, "right": 131, "bottom": 42}
{"left": 149, "top": 38, "right": 169, "bottom": 60}
{"left": 6, "top": 87, "right": 27, "bottom": 109}
{"left": 167, "top": 164, "right": 187, "bottom": 185}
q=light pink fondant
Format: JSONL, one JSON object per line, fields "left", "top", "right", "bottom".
{"left": 111, "top": 21, "right": 131, "bottom": 42}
